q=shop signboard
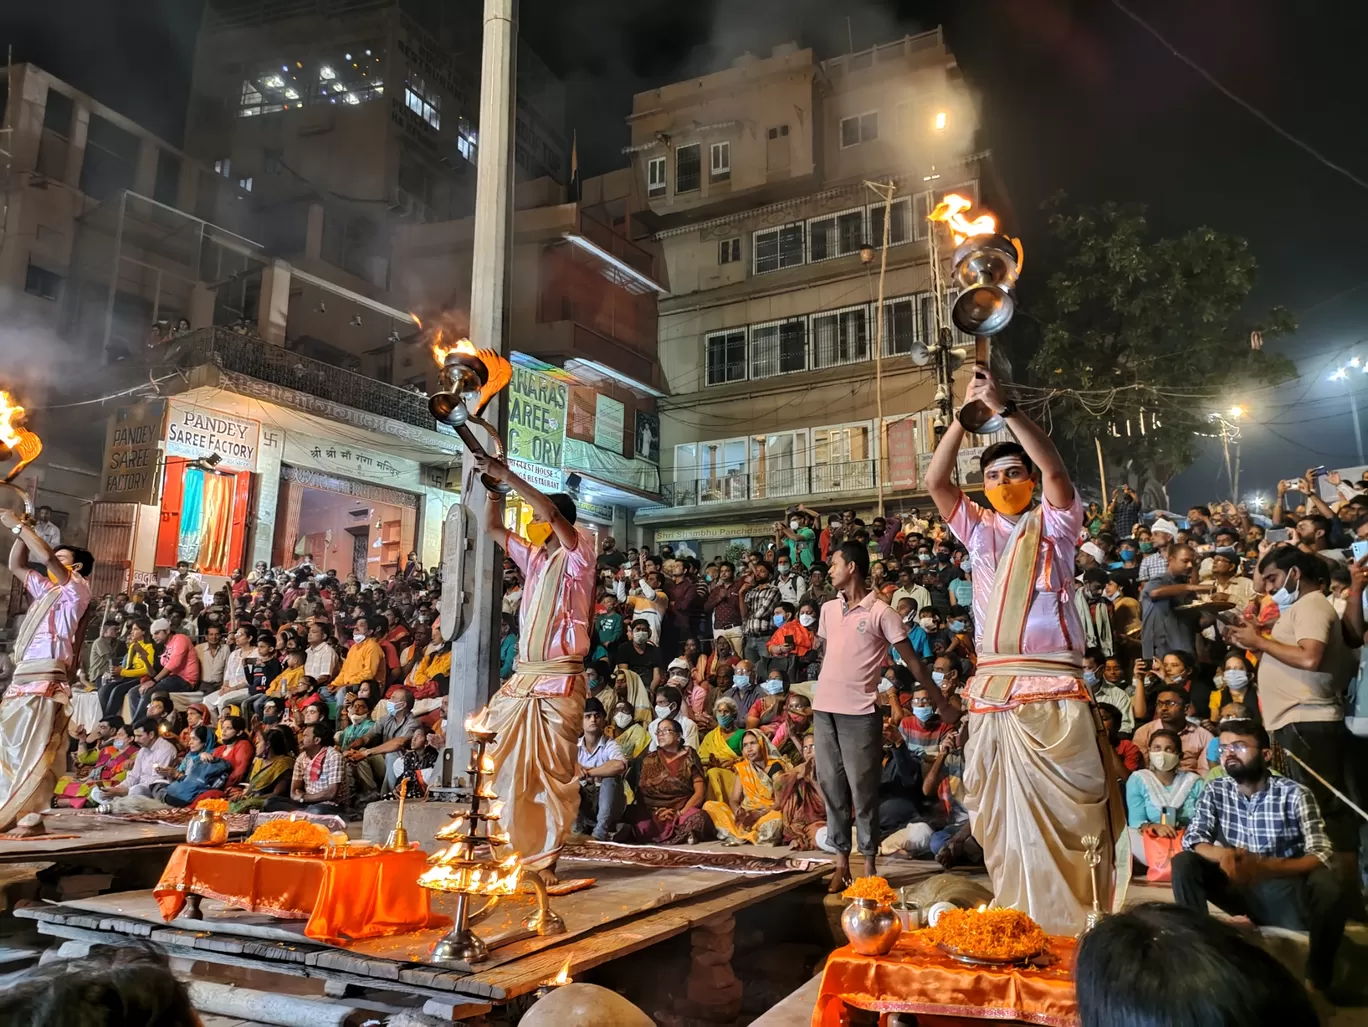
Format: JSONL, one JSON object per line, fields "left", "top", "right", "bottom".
{"left": 594, "top": 394, "right": 625, "bottom": 455}
{"left": 283, "top": 436, "right": 419, "bottom": 484}
{"left": 99, "top": 399, "right": 167, "bottom": 504}
{"left": 884, "top": 416, "right": 918, "bottom": 488}
{"left": 165, "top": 402, "right": 261, "bottom": 472}
{"left": 507, "top": 366, "right": 567, "bottom": 492}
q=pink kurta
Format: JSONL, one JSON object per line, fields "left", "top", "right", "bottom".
{"left": 504, "top": 528, "right": 595, "bottom": 695}
{"left": 947, "top": 491, "right": 1090, "bottom": 710}
{"left": 8, "top": 570, "right": 91, "bottom": 697}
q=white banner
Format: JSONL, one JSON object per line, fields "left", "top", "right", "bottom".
{"left": 165, "top": 402, "right": 260, "bottom": 472}
{"left": 283, "top": 435, "right": 420, "bottom": 484}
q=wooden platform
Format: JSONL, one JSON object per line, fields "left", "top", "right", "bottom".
{"left": 15, "top": 846, "right": 832, "bottom": 1017}
{"left": 0, "top": 810, "right": 187, "bottom": 865}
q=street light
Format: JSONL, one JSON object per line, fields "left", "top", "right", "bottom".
{"left": 933, "top": 111, "right": 948, "bottom": 131}
{"left": 1228, "top": 405, "right": 1244, "bottom": 419}
{"left": 1329, "top": 362, "right": 1365, "bottom": 464}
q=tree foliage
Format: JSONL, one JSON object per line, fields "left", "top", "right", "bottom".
{"left": 1025, "top": 196, "right": 1296, "bottom": 492}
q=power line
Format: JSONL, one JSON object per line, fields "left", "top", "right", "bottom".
{"left": 1111, "top": 0, "right": 1368, "bottom": 193}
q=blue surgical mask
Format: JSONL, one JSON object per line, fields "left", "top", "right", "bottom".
{"left": 949, "top": 620, "right": 967, "bottom": 633}
{"left": 385, "top": 700, "right": 398, "bottom": 716}
{"left": 1271, "top": 572, "right": 1300, "bottom": 612}
{"left": 1119, "top": 548, "right": 1136, "bottom": 560}
{"left": 718, "top": 712, "right": 736, "bottom": 729}
{"left": 1206, "top": 736, "right": 1221, "bottom": 764}
{"left": 912, "top": 705, "right": 934, "bottom": 722}
{"left": 732, "top": 673, "right": 750, "bottom": 688}
{"left": 1223, "top": 668, "right": 1248, "bottom": 689}
{"left": 1083, "top": 669, "right": 1099, "bottom": 687}
{"left": 772, "top": 613, "right": 787, "bottom": 627}
{"left": 762, "top": 678, "right": 785, "bottom": 695}
{"left": 931, "top": 671, "right": 946, "bottom": 686}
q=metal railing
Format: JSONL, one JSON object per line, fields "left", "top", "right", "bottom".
{"left": 651, "top": 460, "right": 880, "bottom": 510}
{"left": 157, "top": 327, "right": 439, "bottom": 431}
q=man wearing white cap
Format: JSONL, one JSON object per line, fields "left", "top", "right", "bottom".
{"left": 1077, "top": 540, "right": 1107, "bottom": 572}
{"left": 130, "top": 617, "right": 201, "bottom": 722}
{"left": 1139, "top": 518, "right": 1178, "bottom": 583}
{"left": 925, "top": 365, "right": 1128, "bottom": 936}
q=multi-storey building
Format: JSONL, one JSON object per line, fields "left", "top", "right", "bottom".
{"left": 627, "top": 33, "right": 1006, "bottom": 558}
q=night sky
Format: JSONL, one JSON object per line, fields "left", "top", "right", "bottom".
{"left": 5, "top": 0, "right": 1368, "bottom": 507}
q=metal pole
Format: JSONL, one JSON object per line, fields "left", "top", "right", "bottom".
{"left": 872, "top": 179, "right": 893, "bottom": 515}
{"left": 1232, "top": 438, "right": 1241, "bottom": 501}
{"left": 444, "top": 0, "right": 518, "bottom": 778}
{"left": 1094, "top": 436, "right": 1107, "bottom": 500}
{"left": 1219, "top": 426, "right": 1233, "bottom": 499}
{"left": 1350, "top": 377, "right": 1365, "bottom": 467}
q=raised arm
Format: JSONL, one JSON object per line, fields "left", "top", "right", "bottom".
{"left": 475, "top": 455, "right": 577, "bottom": 550}
{"left": 0, "top": 510, "right": 68, "bottom": 584}
{"left": 967, "top": 366, "right": 1073, "bottom": 509}
{"left": 925, "top": 420, "right": 967, "bottom": 520}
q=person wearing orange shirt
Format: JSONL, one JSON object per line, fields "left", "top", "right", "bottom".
{"left": 763, "top": 601, "right": 814, "bottom": 681}
{"left": 334, "top": 616, "right": 383, "bottom": 691}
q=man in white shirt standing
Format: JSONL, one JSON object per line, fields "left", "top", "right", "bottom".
{"left": 31, "top": 506, "right": 60, "bottom": 549}
{"left": 574, "top": 697, "right": 627, "bottom": 840}
{"left": 195, "top": 624, "right": 229, "bottom": 694}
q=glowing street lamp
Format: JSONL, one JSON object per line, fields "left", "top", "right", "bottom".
{"left": 933, "top": 111, "right": 948, "bottom": 131}
{"left": 1228, "top": 405, "right": 1244, "bottom": 419}
{"left": 1330, "top": 367, "right": 1349, "bottom": 382}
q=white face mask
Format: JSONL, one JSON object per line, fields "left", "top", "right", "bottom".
{"left": 613, "top": 712, "right": 633, "bottom": 728}
{"left": 654, "top": 703, "right": 673, "bottom": 719}
{"left": 1149, "top": 750, "right": 1180, "bottom": 773}
{"left": 354, "top": 631, "right": 367, "bottom": 643}
{"left": 789, "top": 519, "right": 800, "bottom": 531}
{"left": 919, "top": 617, "right": 936, "bottom": 630}
{"left": 633, "top": 630, "right": 650, "bottom": 644}
{"left": 799, "top": 613, "right": 816, "bottom": 627}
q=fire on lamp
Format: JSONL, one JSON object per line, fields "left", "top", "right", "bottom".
{"left": 0, "top": 392, "right": 43, "bottom": 520}
{"left": 535, "top": 957, "right": 574, "bottom": 998}
{"left": 425, "top": 319, "right": 514, "bottom": 494}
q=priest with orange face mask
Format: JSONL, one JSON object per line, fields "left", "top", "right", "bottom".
{"left": 474, "top": 454, "right": 595, "bottom": 884}
{"left": 925, "top": 365, "right": 1128, "bottom": 936}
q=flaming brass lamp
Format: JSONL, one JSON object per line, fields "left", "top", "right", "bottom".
{"left": 427, "top": 333, "right": 514, "bottom": 494}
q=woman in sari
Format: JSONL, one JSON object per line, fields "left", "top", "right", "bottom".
{"left": 179, "top": 704, "right": 210, "bottom": 752}
{"left": 338, "top": 695, "right": 376, "bottom": 751}
{"left": 698, "top": 696, "right": 745, "bottom": 802}
{"left": 680, "top": 656, "right": 717, "bottom": 735}
{"left": 620, "top": 719, "right": 713, "bottom": 844}
{"left": 607, "top": 697, "right": 651, "bottom": 760}
{"left": 611, "top": 667, "right": 653, "bottom": 724}
{"left": 703, "top": 729, "right": 788, "bottom": 846}
{"left": 163, "top": 726, "right": 232, "bottom": 808}
{"left": 776, "top": 732, "right": 826, "bottom": 849}
{"left": 768, "top": 692, "right": 813, "bottom": 763}
{"left": 695, "top": 635, "right": 738, "bottom": 687}
{"left": 227, "top": 728, "right": 296, "bottom": 813}
{"left": 54, "top": 724, "right": 137, "bottom": 808}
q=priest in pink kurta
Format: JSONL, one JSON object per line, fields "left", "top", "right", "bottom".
{"left": 477, "top": 456, "right": 595, "bottom": 877}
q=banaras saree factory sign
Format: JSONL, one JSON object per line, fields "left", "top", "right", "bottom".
{"left": 507, "top": 367, "right": 567, "bottom": 493}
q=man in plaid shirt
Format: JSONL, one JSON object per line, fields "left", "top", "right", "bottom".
{"left": 276, "top": 721, "right": 348, "bottom": 816}
{"left": 738, "top": 561, "right": 780, "bottom": 664}
{"left": 1172, "top": 720, "right": 1344, "bottom": 992}
{"left": 1138, "top": 518, "right": 1177, "bottom": 583}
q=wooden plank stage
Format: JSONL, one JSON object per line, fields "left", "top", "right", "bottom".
{"left": 0, "top": 810, "right": 188, "bottom": 865}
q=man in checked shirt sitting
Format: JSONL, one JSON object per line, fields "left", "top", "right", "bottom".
{"left": 1172, "top": 719, "right": 1345, "bottom": 994}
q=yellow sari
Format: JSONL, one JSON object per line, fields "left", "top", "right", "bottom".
{"left": 610, "top": 722, "right": 650, "bottom": 760}
{"left": 698, "top": 726, "right": 743, "bottom": 803}
{"left": 703, "top": 730, "right": 787, "bottom": 845}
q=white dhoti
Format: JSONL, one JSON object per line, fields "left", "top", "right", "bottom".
{"left": 0, "top": 693, "right": 69, "bottom": 828}
{"left": 486, "top": 674, "right": 585, "bottom": 872}
{"left": 962, "top": 697, "right": 1111, "bottom": 936}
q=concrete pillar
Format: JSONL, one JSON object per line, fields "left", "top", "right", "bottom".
{"left": 305, "top": 203, "right": 325, "bottom": 261}
{"left": 63, "top": 104, "right": 90, "bottom": 191}
{"left": 256, "top": 259, "right": 291, "bottom": 346}
{"left": 188, "top": 282, "right": 216, "bottom": 330}
{"left": 251, "top": 428, "right": 285, "bottom": 569}
{"left": 444, "top": 0, "right": 519, "bottom": 772}
{"left": 134, "top": 138, "right": 158, "bottom": 197}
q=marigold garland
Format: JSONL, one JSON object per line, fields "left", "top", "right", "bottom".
{"left": 248, "top": 818, "right": 330, "bottom": 848}
{"left": 193, "top": 799, "right": 229, "bottom": 814}
{"left": 842, "top": 876, "right": 897, "bottom": 905}
{"left": 925, "top": 907, "right": 1047, "bottom": 960}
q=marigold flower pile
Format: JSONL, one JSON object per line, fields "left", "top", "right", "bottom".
{"left": 925, "top": 907, "right": 1047, "bottom": 960}
{"left": 248, "top": 818, "right": 330, "bottom": 848}
{"left": 841, "top": 876, "right": 897, "bottom": 905}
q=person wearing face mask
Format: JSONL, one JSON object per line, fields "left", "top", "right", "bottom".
{"left": 699, "top": 696, "right": 745, "bottom": 801}
{"left": 332, "top": 615, "right": 384, "bottom": 694}
{"left": 1126, "top": 729, "right": 1203, "bottom": 871}
{"left": 1193, "top": 653, "right": 1260, "bottom": 731}
{"left": 1172, "top": 720, "right": 1345, "bottom": 997}
{"left": 746, "top": 670, "right": 789, "bottom": 732}
{"left": 1110, "top": 540, "right": 1142, "bottom": 596}
{"left": 345, "top": 687, "right": 419, "bottom": 801}
{"left": 1230, "top": 545, "right": 1359, "bottom": 866}
{"left": 897, "top": 682, "right": 956, "bottom": 761}
{"left": 890, "top": 569, "right": 932, "bottom": 618}
{"left": 773, "top": 554, "right": 804, "bottom": 606}
{"left": 943, "top": 606, "right": 976, "bottom": 665}
{"left": 613, "top": 617, "right": 664, "bottom": 688}
{"left": 1133, "top": 688, "right": 1212, "bottom": 774}
{"left": 925, "top": 363, "right": 1127, "bottom": 936}
{"left": 763, "top": 601, "right": 813, "bottom": 683}
{"left": 647, "top": 684, "right": 699, "bottom": 752}
{"left": 606, "top": 697, "right": 650, "bottom": 760}
{"left": 1137, "top": 521, "right": 1177, "bottom": 584}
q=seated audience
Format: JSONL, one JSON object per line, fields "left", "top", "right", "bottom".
{"left": 647, "top": 684, "right": 698, "bottom": 751}
{"left": 607, "top": 696, "right": 650, "bottom": 760}
{"left": 703, "top": 728, "right": 787, "bottom": 845}
{"left": 3, "top": 940, "right": 200, "bottom": 1027}
{"left": 619, "top": 719, "right": 713, "bottom": 844}
{"left": 1125, "top": 728, "right": 1203, "bottom": 867}
{"left": 227, "top": 728, "right": 297, "bottom": 813}
{"left": 775, "top": 731, "right": 826, "bottom": 850}
{"left": 163, "top": 726, "right": 231, "bottom": 807}
{"left": 574, "top": 697, "right": 627, "bottom": 841}
{"left": 1132, "top": 687, "right": 1212, "bottom": 774}
{"left": 266, "top": 722, "right": 347, "bottom": 816}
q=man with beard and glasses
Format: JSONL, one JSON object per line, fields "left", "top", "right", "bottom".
{"left": 1172, "top": 719, "right": 1344, "bottom": 998}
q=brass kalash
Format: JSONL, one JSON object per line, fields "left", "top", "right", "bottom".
{"left": 0, "top": 393, "right": 45, "bottom": 524}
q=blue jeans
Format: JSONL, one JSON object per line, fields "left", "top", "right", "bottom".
{"left": 575, "top": 776, "right": 626, "bottom": 840}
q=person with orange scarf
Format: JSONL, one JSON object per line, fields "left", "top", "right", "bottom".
{"left": 925, "top": 364, "right": 1127, "bottom": 937}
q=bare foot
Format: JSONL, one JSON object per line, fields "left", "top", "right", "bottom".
{"left": 827, "top": 854, "right": 851, "bottom": 893}
{"left": 863, "top": 854, "right": 877, "bottom": 879}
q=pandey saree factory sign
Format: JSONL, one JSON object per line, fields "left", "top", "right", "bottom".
{"left": 165, "top": 402, "right": 261, "bottom": 472}
{"left": 507, "top": 366, "right": 567, "bottom": 493}
{"left": 99, "top": 399, "right": 168, "bottom": 503}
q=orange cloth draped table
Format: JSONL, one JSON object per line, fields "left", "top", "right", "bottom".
{"left": 154, "top": 843, "right": 449, "bottom": 944}
{"left": 812, "top": 932, "right": 1079, "bottom": 1027}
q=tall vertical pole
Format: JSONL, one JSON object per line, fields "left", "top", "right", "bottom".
{"left": 444, "top": 0, "right": 518, "bottom": 779}
{"left": 872, "top": 179, "right": 893, "bottom": 515}
{"left": 1349, "top": 377, "right": 1365, "bottom": 467}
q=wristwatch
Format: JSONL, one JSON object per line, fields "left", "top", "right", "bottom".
{"left": 996, "top": 399, "right": 1018, "bottom": 420}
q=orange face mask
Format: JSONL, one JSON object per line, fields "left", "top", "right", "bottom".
{"left": 525, "top": 521, "right": 553, "bottom": 547}
{"left": 984, "top": 480, "right": 1036, "bottom": 515}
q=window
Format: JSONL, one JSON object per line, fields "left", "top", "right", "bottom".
{"left": 751, "top": 430, "right": 807, "bottom": 499}
{"left": 811, "top": 304, "right": 870, "bottom": 369}
{"left": 263, "top": 148, "right": 285, "bottom": 174}
{"left": 767, "top": 124, "right": 789, "bottom": 139}
{"left": 812, "top": 423, "right": 874, "bottom": 492}
{"left": 214, "top": 158, "right": 231, "bottom": 178}
{"left": 43, "top": 90, "right": 73, "bottom": 135}
{"left": 24, "top": 262, "right": 61, "bottom": 301}
{"left": 675, "top": 143, "right": 701, "bottom": 193}
{"left": 647, "top": 156, "right": 666, "bottom": 198}
{"left": 882, "top": 293, "right": 936, "bottom": 356}
{"left": 404, "top": 72, "right": 440, "bottom": 130}
{"left": 866, "top": 196, "right": 912, "bottom": 248}
{"left": 314, "top": 45, "right": 385, "bottom": 105}
{"left": 457, "top": 121, "right": 478, "bottom": 164}
{"left": 718, "top": 238, "right": 741, "bottom": 264}
{"left": 753, "top": 222, "right": 804, "bottom": 274}
{"left": 238, "top": 176, "right": 254, "bottom": 192}
{"left": 710, "top": 141, "right": 730, "bottom": 180}
{"left": 705, "top": 329, "right": 747, "bottom": 386}
{"left": 839, "top": 111, "right": 879, "bottom": 148}
{"left": 808, "top": 206, "right": 867, "bottom": 262}
{"left": 749, "top": 318, "right": 808, "bottom": 379}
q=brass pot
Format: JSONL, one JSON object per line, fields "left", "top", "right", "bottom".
{"left": 841, "top": 898, "right": 902, "bottom": 955}
{"left": 186, "top": 808, "right": 228, "bottom": 847}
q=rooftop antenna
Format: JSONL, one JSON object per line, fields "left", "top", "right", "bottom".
{"left": 846, "top": 17, "right": 855, "bottom": 54}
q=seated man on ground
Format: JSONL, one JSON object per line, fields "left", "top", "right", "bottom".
{"left": 574, "top": 697, "right": 628, "bottom": 841}
{"left": 1172, "top": 719, "right": 1344, "bottom": 997}
{"left": 265, "top": 722, "right": 348, "bottom": 816}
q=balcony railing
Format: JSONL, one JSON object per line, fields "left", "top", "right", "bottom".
{"left": 158, "top": 327, "right": 440, "bottom": 431}
{"left": 650, "top": 460, "right": 881, "bottom": 511}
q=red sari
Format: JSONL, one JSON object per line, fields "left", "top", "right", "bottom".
{"left": 622, "top": 748, "right": 713, "bottom": 844}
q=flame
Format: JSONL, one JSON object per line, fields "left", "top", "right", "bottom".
{"left": 550, "top": 957, "right": 572, "bottom": 986}
{"left": 485, "top": 800, "right": 505, "bottom": 820}
{"left": 465, "top": 707, "right": 493, "bottom": 734}
{"left": 431, "top": 331, "right": 480, "bottom": 368}
{"left": 927, "top": 193, "right": 997, "bottom": 245}
{"left": 480, "top": 753, "right": 496, "bottom": 774}
{"left": 0, "top": 393, "right": 25, "bottom": 448}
